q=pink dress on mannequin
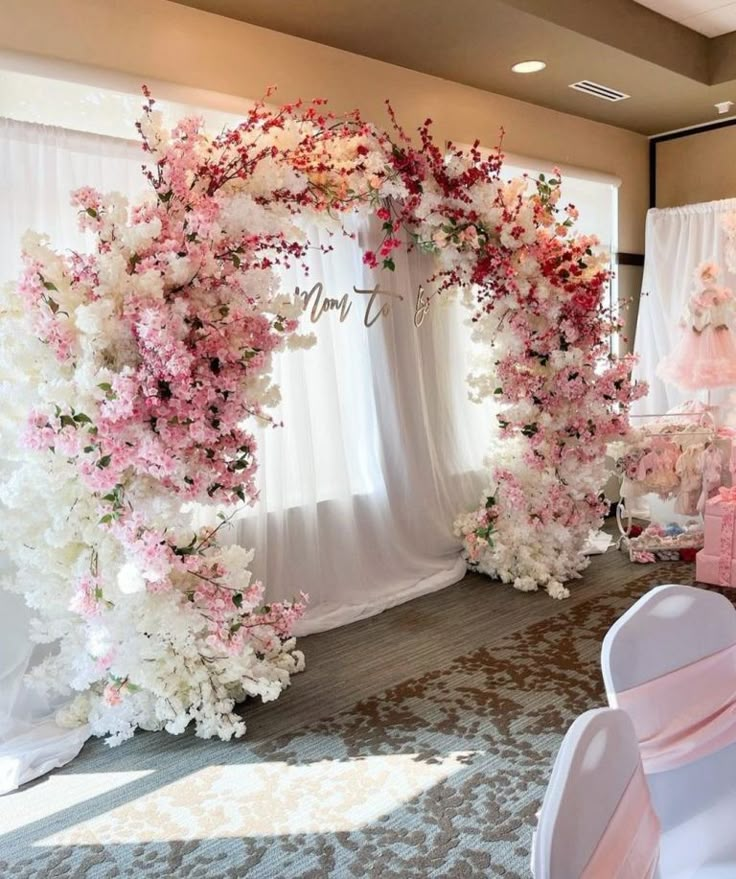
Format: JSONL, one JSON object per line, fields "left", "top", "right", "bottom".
{"left": 657, "top": 262, "right": 736, "bottom": 391}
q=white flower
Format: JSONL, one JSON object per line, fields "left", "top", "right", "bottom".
{"left": 117, "top": 562, "right": 146, "bottom": 594}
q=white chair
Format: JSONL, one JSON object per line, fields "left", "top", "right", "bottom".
{"left": 532, "top": 707, "right": 660, "bottom": 879}
{"left": 602, "top": 584, "right": 736, "bottom": 878}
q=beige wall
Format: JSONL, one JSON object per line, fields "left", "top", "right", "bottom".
{"left": 1, "top": 0, "right": 649, "bottom": 253}
{"left": 657, "top": 126, "right": 736, "bottom": 208}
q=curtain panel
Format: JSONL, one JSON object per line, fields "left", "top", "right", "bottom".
{"left": 634, "top": 199, "right": 736, "bottom": 416}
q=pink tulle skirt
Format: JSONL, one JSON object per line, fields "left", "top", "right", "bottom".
{"left": 658, "top": 326, "right": 736, "bottom": 391}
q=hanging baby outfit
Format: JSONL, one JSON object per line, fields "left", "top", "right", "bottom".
{"left": 697, "top": 443, "right": 724, "bottom": 513}
{"left": 636, "top": 438, "right": 681, "bottom": 498}
{"left": 675, "top": 444, "right": 705, "bottom": 515}
{"left": 657, "top": 262, "right": 736, "bottom": 391}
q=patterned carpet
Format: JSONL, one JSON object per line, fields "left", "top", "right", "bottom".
{"left": 0, "top": 565, "right": 699, "bottom": 879}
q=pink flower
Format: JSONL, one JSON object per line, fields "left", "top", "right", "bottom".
{"left": 69, "top": 575, "right": 103, "bottom": 618}
{"left": 103, "top": 684, "right": 123, "bottom": 706}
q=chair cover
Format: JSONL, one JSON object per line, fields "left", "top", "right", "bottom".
{"left": 602, "top": 584, "right": 736, "bottom": 878}
{"left": 532, "top": 707, "right": 660, "bottom": 879}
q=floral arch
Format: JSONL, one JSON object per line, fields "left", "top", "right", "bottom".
{"left": 0, "top": 91, "right": 644, "bottom": 744}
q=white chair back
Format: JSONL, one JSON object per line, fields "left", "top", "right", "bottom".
{"left": 533, "top": 708, "right": 658, "bottom": 879}
{"left": 602, "top": 584, "right": 736, "bottom": 696}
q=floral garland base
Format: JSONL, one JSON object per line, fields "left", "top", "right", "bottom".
{"left": 454, "top": 456, "right": 600, "bottom": 600}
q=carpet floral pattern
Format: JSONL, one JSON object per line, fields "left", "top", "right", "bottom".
{"left": 1, "top": 567, "right": 709, "bottom": 879}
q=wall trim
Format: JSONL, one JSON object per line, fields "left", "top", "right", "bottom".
{"left": 616, "top": 252, "right": 644, "bottom": 266}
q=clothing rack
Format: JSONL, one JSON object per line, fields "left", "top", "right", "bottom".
{"left": 613, "top": 411, "right": 721, "bottom": 542}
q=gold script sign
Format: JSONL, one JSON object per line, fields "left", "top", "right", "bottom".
{"left": 295, "top": 282, "right": 432, "bottom": 328}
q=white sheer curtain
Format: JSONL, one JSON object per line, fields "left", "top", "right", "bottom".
{"left": 0, "top": 118, "right": 145, "bottom": 793}
{"left": 231, "top": 217, "right": 489, "bottom": 634}
{"left": 634, "top": 199, "right": 736, "bottom": 415}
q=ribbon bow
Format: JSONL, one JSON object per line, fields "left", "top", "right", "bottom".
{"left": 713, "top": 486, "right": 736, "bottom": 505}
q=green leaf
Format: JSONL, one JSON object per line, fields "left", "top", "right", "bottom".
{"left": 382, "top": 257, "right": 396, "bottom": 271}
{"left": 494, "top": 387, "right": 503, "bottom": 395}
{"left": 98, "top": 382, "right": 113, "bottom": 393}
{"left": 42, "top": 280, "right": 58, "bottom": 292}
{"left": 234, "top": 486, "right": 246, "bottom": 502}
{"left": 232, "top": 593, "right": 243, "bottom": 608}
{"left": 59, "top": 414, "right": 75, "bottom": 429}
{"left": 86, "top": 207, "right": 98, "bottom": 218}
{"left": 73, "top": 412, "right": 92, "bottom": 424}
{"left": 99, "top": 514, "right": 113, "bottom": 524}
{"left": 382, "top": 221, "right": 394, "bottom": 232}
{"left": 97, "top": 454, "right": 112, "bottom": 468}
{"left": 232, "top": 254, "right": 241, "bottom": 269}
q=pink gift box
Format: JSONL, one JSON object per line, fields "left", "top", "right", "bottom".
{"left": 696, "top": 550, "right": 736, "bottom": 588}
{"left": 702, "top": 499, "right": 736, "bottom": 556}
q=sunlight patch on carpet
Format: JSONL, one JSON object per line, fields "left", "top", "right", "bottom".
{"left": 1, "top": 771, "right": 154, "bottom": 834}
{"left": 35, "top": 751, "right": 479, "bottom": 844}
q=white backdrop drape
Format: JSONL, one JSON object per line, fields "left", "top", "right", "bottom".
{"left": 633, "top": 199, "right": 736, "bottom": 415}
{"left": 0, "top": 119, "right": 146, "bottom": 793}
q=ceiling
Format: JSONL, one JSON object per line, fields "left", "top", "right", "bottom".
{"left": 635, "top": 0, "right": 736, "bottom": 37}
{"left": 172, "top": 0, "right": 736, "bottom": 135}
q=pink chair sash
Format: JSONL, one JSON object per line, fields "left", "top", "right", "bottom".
{"left": 581, "top": 764, "right": 660, "bottom": 879}
{"left": 617, "top": 642, "right": 736, "bottom": 773}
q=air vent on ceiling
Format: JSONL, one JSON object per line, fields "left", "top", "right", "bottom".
{"left": 569, "top": 80, "right": 630, "bottom": 102}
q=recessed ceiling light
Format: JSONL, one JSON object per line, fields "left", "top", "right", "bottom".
{"left": 511, "top": 60, "right": 546, "bottom": 74}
